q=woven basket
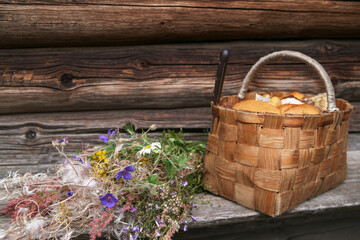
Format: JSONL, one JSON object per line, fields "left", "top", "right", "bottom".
{"left": 203, "top": 51, "right": 354, "bottom": 217}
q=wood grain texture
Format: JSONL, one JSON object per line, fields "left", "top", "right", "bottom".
{"left": 0, "top": 107, "right": 209, "bottom": 177}
{"left": 348, "top": 133, "right": 360, "bottom": 151}
{"left": 0, "top": 105, "right": 358, "bottom": 177}
{"left": 1, "top": 40, "right": 360, "bottom": 114}
{"left": 1, "top": 1, "right": 360, "bottom": 48}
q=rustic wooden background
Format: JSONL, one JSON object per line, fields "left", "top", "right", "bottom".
{"left": 0, "top": 1, "right": 359, "bottom": 176}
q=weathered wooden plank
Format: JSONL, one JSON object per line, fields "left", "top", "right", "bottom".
{"left": 1, "top": 151, "right": 359, "bottom": 239}
{"left": 0, "top": 1, "right": 360, "bottom": 48}
{"left": 0, "top": 108, "right": 210, "bottom": 176}
{"left": 349, "top": 101, "right": 360, "bottom": 132}
{"left": 0, "top": 106, "right": 359, "bottom": 176}
{"left": 348, "top": 133, "right": 360, "bottom": 151}
{"left": 1, "top": 40, "right": 360, "bottom": 114}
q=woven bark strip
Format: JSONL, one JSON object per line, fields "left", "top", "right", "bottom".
{"left": 281, "top": 149, "right": 300, "bottom": 168}
{"left": 235, "top": 183, "right": 255, "bottom": 210}
{"left": 202, "top": 175, "right": 218, "bottom": 195}
{"left": 203, "top": 93, "right": 353, "bottom": 216}
{"left": 311, "top": 147, "right": 326, "bottom": 164}
{"left": 204, "top": 152, "right": 217, "bottom": 174}
{"left": 235, "top": 164, "right": 256, "bottom": 187}
{"left": 298, "top": 149, "right": 312, "bottom": 168}
{"left": 254, "top": 187, "right": 277, "bottom": 216}
{"left": 258, "top": 147, "right": 281, "bottom": 170}
{"left": 206, "top": 134, "right": 219, "bottom": 154}
{"left": 279, "top": 168, "right": 296, "bottom": 192}
{"left": 275, "top": 190, "right": 293, "bottom": 216}
{"left": 259, "top": 128, "right": 285, "bottom": 149}
{"left": 234, "top": 144, "right": 259, "bottom": 166}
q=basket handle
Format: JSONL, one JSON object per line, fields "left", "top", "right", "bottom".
{"left": 238, "top": 50, "right": 338, "bottom": 112}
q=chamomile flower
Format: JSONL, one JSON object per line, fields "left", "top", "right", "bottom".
{"left": 136, "top": 142, "right": 161, "bottom": 158}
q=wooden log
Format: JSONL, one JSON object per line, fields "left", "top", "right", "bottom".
{"left": 1, "top": 1, "right": 360, "bottom": 48}
{"left": 1, "top": 40, "right": 360, "bottom": 114}
{"left": 0, "top": 105, "right": 359, "bottom": 176}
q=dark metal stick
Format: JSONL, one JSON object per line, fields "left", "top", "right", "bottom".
{"left": 210, "top": 49, "right": 229, "bottom": 133}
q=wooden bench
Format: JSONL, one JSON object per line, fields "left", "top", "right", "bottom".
{"left": 0, "top": 151, "right": 359, "bottom": 239}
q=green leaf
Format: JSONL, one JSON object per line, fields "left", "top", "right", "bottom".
{"left": 148, "top": 174, "right": 163, "bottom": 185}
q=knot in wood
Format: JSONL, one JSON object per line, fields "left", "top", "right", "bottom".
{"left": 25, "top": 129, "right": 37, "bottom": 139}
{"left": 140, "top": 59, "right": 149, "bottom": 68}
{"left": 320, "top": 43, "right": 336, "bottom": 54}
{"left": 325, "top": 44, "right": 334, "bottom": 51}
{"left": 60, "top": 73, "right": 73, "bottom": 87}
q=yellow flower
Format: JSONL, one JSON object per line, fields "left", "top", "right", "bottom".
{"left": 104, "top": 158, "right": 109, "bottom": 163}
{"left": 140, "top": 157, "right": 149, "bottom": 165}
{"left": 102, "top": 150, "right": 106, "bottom": 155}
{"left": 96, "top": 151, "right": 101, "bottom": 156}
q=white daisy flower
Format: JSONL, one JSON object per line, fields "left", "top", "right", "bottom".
{"left": 136, "top": 142, "right": 161, "bottom": 158}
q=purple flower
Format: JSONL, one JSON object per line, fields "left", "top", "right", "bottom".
{"left": 99, "top": 193, "right": 118, "bottom": 208}
{"left": 53, "top": 137, "right": 69, "bottom": 147}
{"left": 155, "top": 204, "right": 159, "bottom": 210}
{"left": 130, "top": 207, "right": 137, "bottom": 213}
{"left": 67, "top": 191, "right": 73, "bottom": 197}
{"left": 99, "top": 135, "right": 109, "bottom": 143}
{"left": 171, "top": 180, "right": 175, "bottom": 184}
{"left": 74, "top": 155, "right": 83, "bottom": 163}
{"left": 155, "top": 215, "right": 164, "bottom": 226}
{"left": 107, "top": 129, "right": 113, "bottom": 136}
{"left": 109, "top": 129, "right": 118, "bottom": 136}
{"left": 116, "top": 166, "right": 135, "bottom": 180}
{"left": 131, "top": 225, "right": 139, "bottom": 233}
{"left": 182, "top": 181, "right": 188, "bottom": 187}
{"left": 183, "top": 222, "right": 188, "bottom": 231}
{"left": 58, "top": 137, "right": 69, "bottom": 145}
{"left": 191, "top": 216, "right": 197, "bottom": 222}
{"left": 84, "top": 160, "right": 92, "bottom": 169}
{"left": 99, "top": 129, "right": 118, "bottom": 143}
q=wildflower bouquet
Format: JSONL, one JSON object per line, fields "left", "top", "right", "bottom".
{"left": 0, "top": 125, "right": 205, "bottom": 240}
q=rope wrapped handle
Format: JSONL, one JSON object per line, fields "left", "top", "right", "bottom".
{"left": 238, "top": 50, "right": 338, "bottom": 112}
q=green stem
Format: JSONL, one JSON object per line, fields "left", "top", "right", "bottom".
{"left": 40, "top": 186, "right": 69, "bottom": 200}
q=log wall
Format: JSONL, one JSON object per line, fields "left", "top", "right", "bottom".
{"left": 1, "top": 40, "right": 360, "bottom": 114}
{"left": 0, "top": 2, "right": 359, "bottom": 176}
{"left": 1, "top": 1, "right": 360, "bottom": 48}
